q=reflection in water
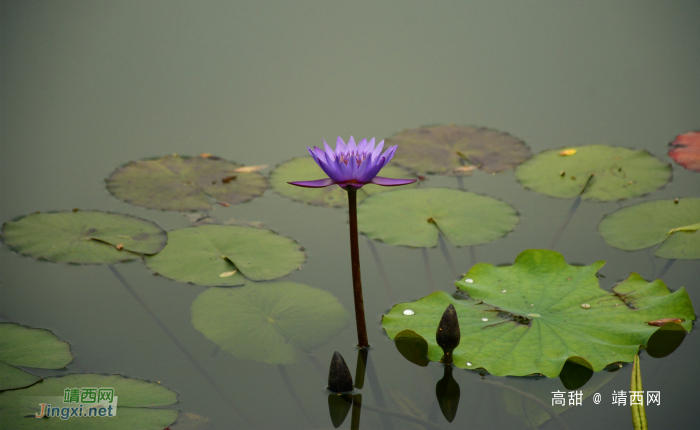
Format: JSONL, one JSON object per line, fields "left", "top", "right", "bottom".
{"left": 394, "top": 330, "right": 430, "bottom": 367}
{"left": 327, "top": 394, "right": 353, "bottom": 428}
{"left": 645, "top": 322, "right": 687, "bottom": 358}
{"left": 435, "top": 366, "right": 461, "bottom": 423}
{"left": 559, "top": 359, "right": 593, "bottom": 390}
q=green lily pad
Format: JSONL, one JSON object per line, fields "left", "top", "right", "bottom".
{"left": 269, "top": 157, "right": 417, "bottom": 208}
{"left": 382, "top": 249, "right": 695, "bottom": 377}
{"left": 598, "top": 198, "right": 700, "bottom": 259}
{"left": 0, "top": 324, "right": 73, "bottom": 391}
{"left": 106, "top": 155, "right": 268, "bottom": 212}
{"left": 358, "top": 188, "right": 519, "bottom": 247}
{"left": 145, "top": 225, "right": 305, "bottom": 287}
{"left": 1, "top": 211, "right": 167, "bottom": 265}
{"left": 386, "top": 125, "right": 531, "bottom": 175}
{"left": 0, "top": 374, "right": 178, "bottom": 429}
{"left": 515, "top": 145, "right": 672, "bottom": 201}
{"left": 191, "top": 282, "right": 350, "bottom": 364}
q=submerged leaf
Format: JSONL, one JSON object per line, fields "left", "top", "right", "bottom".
{"left": 106, "top": 155, "right": 267, "bottom": 212}
{"left": 358, "top": 188, "right": 518, "bottom": 247}
{"left": 515, "top": 145, "right": 671, "bottom": 201}
{"left": 191, "top": 282, "right": 350, "bottom": 364}
{"left": 382, "top": 249, "right": 695, "bottom": 377}
{"left": 668, "top": 131, "right": 700, "bottom": 172}
{"left": 598, "top": 198, "right": 700, "bottom": 259}
{"left": 386, "top": 125, "right": 530, "bottom": 174}
{"left": 1, "top": 211, "right": 166, "bottom": 265}
{"left": 270, "top": 158, "right": 416, "bottom": 208}
{"left": 145, "top": 225, "right": 305, "bottom": 286}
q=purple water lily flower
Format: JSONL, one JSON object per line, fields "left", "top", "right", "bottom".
{"left": 288, "top": 136, "right": 417, "bottom": 189}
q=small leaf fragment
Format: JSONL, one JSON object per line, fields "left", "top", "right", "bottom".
{"left": 559, "top": 149, "right": 577, "bottom": 156}
{"left": 645, "top": 318, "right": 684, "bottom": 327}
{"left": 667, "top": 223, "right": 700, "bottom": 234}
{"left": 234, "top": 165, "right": 269, "bottom": 173}
{"left": 219, "top": 270, "right": 237, "bottom": 278}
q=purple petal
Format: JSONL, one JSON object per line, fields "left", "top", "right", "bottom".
{"left": 371, "top": 140, "right": 385, "bottom": 160}
{"left": 362, "top": 156, "right": 385, "bottom": 181}
{"left": 347, "top": 136, "right": 357, "bottom": 154}
{"left": 336, "top": 156, "right": 353, "bottom": 181}
{"left": 348, "top": 154, "right": 358, "bottom": 178}
{"left": 311, "top": 146, "right": 326, "bottom": 161}
{"left": 379, "top": 145, "right": 397, "bottom": 167}
{"left": 322, "top": 152, "right": 343, "bottom": 181}
{"left": 365, "top": 138, "right": 376, "bottom": 154}
{"left": 356, "top": 138, "right": 367, "bottom": 154}
{"left": 335, "top": 137, "right": 346, "bottom": 155}
{"left": 307, "top": 147, "right": 319, "bottom": 162}
{"left": 288, "top": 178, "right": 338, "bottom": 188}
{"left": 370, "top": 177, "right": 417, "bottom": 186}
{"left": 323, "top": 140, "right": 336, "bottom": 161}
{"left": 355, "top": 153, "right": 373, "bottom": 182}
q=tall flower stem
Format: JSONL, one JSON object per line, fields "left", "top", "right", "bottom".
{"left": 347, "top": 188, "right": 370, "bottom": 348}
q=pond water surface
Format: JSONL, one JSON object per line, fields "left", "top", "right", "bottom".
{"left": 2, "top": 1, "right": 699, "bottom": 429}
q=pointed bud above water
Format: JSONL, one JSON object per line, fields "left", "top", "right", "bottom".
{"left": 436, "top": 304, "right": 460, "bottom": 364}
{"left": 328, "top": 351, "right": 354, "bottom": 393}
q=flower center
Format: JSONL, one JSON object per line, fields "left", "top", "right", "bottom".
{"left": 339, "top": 152, "right": 367, "bottom": 166}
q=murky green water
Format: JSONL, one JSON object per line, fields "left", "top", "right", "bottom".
{"left": 2, "top": 1, "right": 699, "bottom": 429}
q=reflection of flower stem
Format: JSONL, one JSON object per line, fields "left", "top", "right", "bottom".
{"left": 347, "top": 188, "right": 370, "bottom": 348}
{"left": 438, "top": 233, "right": 458, "bottom": 279}
{"left": 551, "top": 174, "right": 594, "bottom": 249}
{"left": 480, "top": 378, "right": 569, "bottom": 430}
{"left": 363, "top": 350, "right": 395, "bottom": 430}
{"left": 351, "top": 394, "right": 363, "bottom": 430}
{"left": 550, "top": 196, "right": 582, "bottom": 250}
{"left": 107, "top": 266, "right": 260, "bottom": 429}
{"left": 656, "top": 259, "right": 675, "bottom": 279}
{"left": 469, "top": 246, "right": 477, "bottom": 268}
{"left": 422, "top": 248, "right": 435, "bottom": 292}
{"left": 278, "top": 364, "right": 316, "bottom": 427}
{"left": 366, "top": 238, "right": 396, "bottom": 303}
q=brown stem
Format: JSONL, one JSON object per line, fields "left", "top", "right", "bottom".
{"left": 347, "top": 188, "right": 370, "bottom": 348}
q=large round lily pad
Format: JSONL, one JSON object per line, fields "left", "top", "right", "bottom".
{"left": 269, "top": 157, "right": 417, "bottom": 208}
{"left": 358, "top": 188, "right": 519, "bottom": 247}
{"left": 1, "top": 211, "right": 167, "bottom": 265}
{"left": 191, "top": 282, "right": 350, "bottom": 364}
{"left": 0, "top": 323, "right": 73, "bottom": 391}
{"left": 386, "top": 125, "right": 531, "bottom": 175}
{"left": 145, "top": 225, "right": 305, "bottom": 286}
{"left": 0, "top": 374, "right": 178, "bottom": 429}
{"left": 382, "top": 249, "right": 695, "bottom": 377}
{"left": 106, "top": 155, "right": 268, "bottom": 212}
{"left": 515, "top": 145, "right": 672, "bottom": 201}
{"left": 668, "top": 131, "right": 700, "bottom": 172}
{"left": 598, "top": 198, "right": 700, "bottom": 259}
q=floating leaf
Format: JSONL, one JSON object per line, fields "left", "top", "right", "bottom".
{"left": 385, "top": 125, "right": 530, "bottom": 175}
{"left": 668, "top": 131, "right": 700, "bottom": 172}
{"left": 106, "top": 155, "right": 267, "bottom": 212}
{"left": 145, "top": 225, "right": 305, "bottom": 287}
{"left": 382, "top": 249, "right": 695, "bottom": 377}
{"left": 269, "top": 158, "right": 416, "bottom": 208}
{"left": 1, "top": 211, "right": 166, "bottom": 265}
{"left": 0, "top": 374, "right": 178, "bottom": 429}
{"left": 515, "top": 145, "right": 671, "bottom": 201}
{"left": 191, "top": 282, "right": 350, "bottom": 364}
{"left": 598, "top": 198, "right": 700, "bottom": 259}
{"left": 358, "top": 188, "right": 518, "bottom": 247}
{"left": 0, "top": 323, "right": 73, "bottom": 390}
